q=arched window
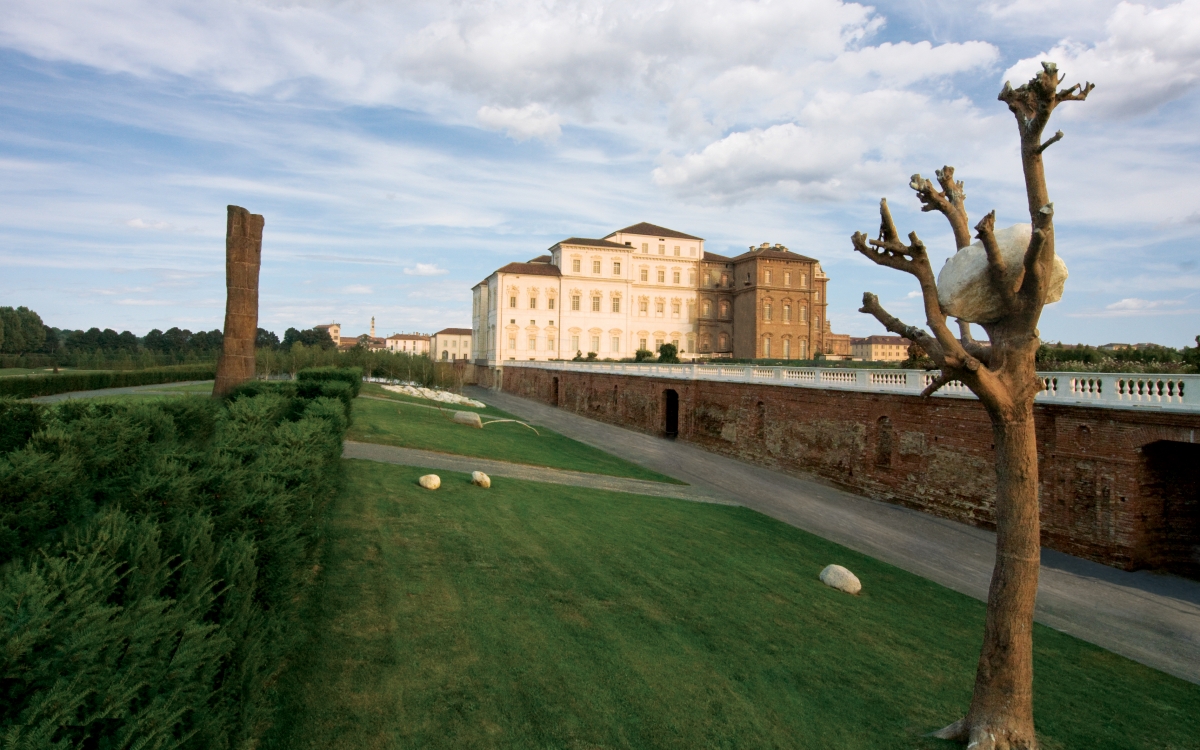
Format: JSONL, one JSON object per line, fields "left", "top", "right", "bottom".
{"left": 783, "top": 304, "right": 791, "bottom": 322}
{"left": 702, "top": 300, "right": 712, "bottom": 317}
{"left": 783, "top": 339, "right": 791, "bottom": 359}
{"left": 763, "top": 303, "right": 772, "bottom": 321}
{"left": 799, "top": 306, "right": 808, "bottom": 323}
{"left": 762, "top": 337, "right": 771, "bottom": 357}
{"left": 719, "top": 301, "right": 730, "bottom": 318}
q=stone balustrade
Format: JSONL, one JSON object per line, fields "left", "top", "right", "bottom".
{"left": 501, "top": 361, "right": 1198, "bottom": 413}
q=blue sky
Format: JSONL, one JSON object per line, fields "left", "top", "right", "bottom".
{"left": 1, "top": 0, "right": 1198, "bottom": 346}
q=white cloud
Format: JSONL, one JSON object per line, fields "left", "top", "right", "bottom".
{"left": 1003, "top": 0, "right": 1200, "bottom": 117}
{"left": 403, "top": 263, "right": 448, "bottom": 276}
{"left": 477, "top": 104, "right": 561, "bottom": 142}
{"left": 342, "top": 284, "right": 373, "bottom": 294}
{"left": 126, "top": 218, "right": 173, "bottom": 230}
{"left": 1105, "top": 297, "right": 1185, "bottom": 311}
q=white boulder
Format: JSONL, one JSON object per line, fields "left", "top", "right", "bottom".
{"left": 936, "top": 223, "right": 1068, "bottom": 324}
{"left": 472, "top": 471, "right": 491, "bottom": 488}
{"left": 418, "top": 474, "right": 441, "bottom": 490}
{"left": 453, "top": 410, "right": 484, "bottom": 429}
{"left": 381, "top": 384, "right": 486, "bottom": 408}
{"left": 819, "top": 564, "right": 862, "bottom": 595}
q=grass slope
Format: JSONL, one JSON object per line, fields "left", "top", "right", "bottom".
{"left": 348, "top": 391, "right": 682, "bottom": 484}
{"left": 269, "top": 460, "right": 1200, "bottom": 750}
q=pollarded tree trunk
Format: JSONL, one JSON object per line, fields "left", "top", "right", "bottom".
{"left": 850, "top": 63, "right": 1092, "bottom": 749}
{"left": 213, "top": 205, "right": 265, "bottom": 398}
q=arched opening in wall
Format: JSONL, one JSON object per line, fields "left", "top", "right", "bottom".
{"left": 1142, "top": 440, "right": 1200, "bottom": 578}
{"left": 875, "top": 416, "right": 894, "bottom": 468}
{"left": 552, "top": 377, "right": 559, "bottom": 405}
{"left": 664, "top": 389, "right": 679, "bottom": 438}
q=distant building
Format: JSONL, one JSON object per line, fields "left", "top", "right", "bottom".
{"left": 471, "top": 221, "right": 847, "bottom": 365}
{"left": 432, "top": 328, "right": 472, "bottom": 361}
{"left": 314, "top": 322, "right": 341, "bottom": 346}
{"left": 823, "top": 321, "right": 852, "bottom": 359}
{"left": 385, "top": 333, "right": 431, "bottom": 356}
{"left": 851, "top": 335, "right": 911, "bottom": 362}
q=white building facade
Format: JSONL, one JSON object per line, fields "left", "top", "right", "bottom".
{"left": 385, "top": 333, "right": 431, "bottom": 355}
{"left": 473, "top": 223, "right": 706, "bottom": 365}
{"left": 432, "top": 328, "right": 473, "bottom": 360}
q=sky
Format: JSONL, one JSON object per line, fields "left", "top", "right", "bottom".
{"left": 1, "top": 0, "right": 1198, "bottom": 346}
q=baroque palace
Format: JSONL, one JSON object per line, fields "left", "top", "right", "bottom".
{"left": 472, "top": 222, "right": 845, "bottom": 365}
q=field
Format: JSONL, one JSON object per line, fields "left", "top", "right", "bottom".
{"left": 348, "top": 387, "right": 681, "bottom": 484}
{"left": 267, "top": 460, "right": 1200, "bottom": 750}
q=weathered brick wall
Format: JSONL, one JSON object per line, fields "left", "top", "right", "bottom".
{"left": 501, "top": 366, "right": 1200, "bottom": 574}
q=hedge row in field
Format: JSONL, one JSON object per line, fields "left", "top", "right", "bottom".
{"left": 0, "top": 368, "right": 358, "bottom": 747}
{"left": 0, "top": 363, "right": 217, "bottom": 399}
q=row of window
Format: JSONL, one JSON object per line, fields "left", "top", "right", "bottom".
{"left": 504, "top": 334, "right": 692, "bottom": 354}
{"left": 761, "top": 270, "right": 808, "bottom": 287}
{"left": 510, "top": 294, "right": 693, "bottom": 317}
{"left": 760, "top": 338, "right": 808, "bottom": 358}
{"left": 569, "top": 258, "right": 696, "bottom": 285}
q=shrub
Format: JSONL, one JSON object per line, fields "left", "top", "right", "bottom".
{"left": 0, "top": 388, "right": 346, "bottom": 747}
{"left": 296, "top": 366, "right": 362, "bottom": 397}
{"left": 0, "top": 364, "right": 216, "bottom": 399}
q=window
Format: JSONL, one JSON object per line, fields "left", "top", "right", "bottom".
{"left": 672, "top": 338, "right": 679, "bottom": 350}
{"left": 765, "top": 270, "right": 772, "bottom": 284}
{"left": 572, "top": 259, "right": 580, "bottom": 272}
{"left": 656, "top": 300, "right": 664, "bottom": 315}
{"left": 655, "top": 338, "right": 664, "bottom": 350}
{"left": 640, "top": 269, "right": 648, "bottom": 282}
{"left": 671, "top": 301, "right": 680, "bottom": 317}
{"left": 800, "top": 273, "right": 807, "bottom": 287}
{"left": 612, "top": 298, "right": 620, "bottom": 313}
{"left": 508, "top": 336, "right": 516, "bottom": 349}
{"left": 763, "top": 337, "right": 771, "bottom": 357}
{"left": 674, "top": 245, "right": 680, "bottom": 256}
{"left": 611, "top": 336, "right": 620, "bottom": 352}
{"left": 687, "top": 301, "right": 695, "bottom": 321}
{"left": 673, "top": 271, "right": 680, "bottom": 284}
{"left": 689, "top": 270, "right": 695, "bottom": 285}
{"left": 784, "top": 339, "right": 791, "bottom": 358}
{"left": 658, "top": 244, "right": 665, "bottom": 254}
{"left": 592, "top": 260, "right": 601, "bottom": 273}
{"left": 548, "top": 337, "right": 556, "bottom": 350}
{"left": 719, "top": 301, "right": 729, "bottom": 318}
{"left": 784, "top": 271, "right": 791, "bottom": 286}
{"left": 591, "top": 335, "right": 600, "bottom": 352}
{"left": 571, "top": 295, "right": 580, "bottom": 311}
{"left": 764, "top": 303, "right": 772, "bottom": 321}
{"left": 800, "top": 306, "right": 808, "bottom": 322}
{"left": 720, "top": 273, "right": 729, "bottom": 287}
{"left": 719, "top": 333, "right": 728, "bottom": 350}
{"left": 592, "top": 296, "right": 601, "bottom": 312}
{"left": 530, "top": 297, "right": 537, "bottom": 309}
{"left": 548, "top": 298, "right": 555, "bottom": 310}
{"left": 639, "top": 299, "right": 648, "bottom": 314}
{"left": 800, "top": 339, "right": 807, "bottom": 358}
{"left": 784, "top": 304, "right": 791, "bottom": 322}
{"left": 815, "top": 290, "right": 820, "bottom": 302}
{"left": 657, "top": 270, "right": 665, "bottom": 283}
{"left": 641, "top": 243, "right": 648, "bottom": 252}
{"left": 509, "top": 296, "right": 517, "bottom": 308}
{"left": 702, "top": 300, "right": 712, "bottom": 317}
{"left": 613, "top": 261, "right": 621, "bottom": 275}
{"left": 528, "top": 336, "right": 537, "bottom": 350}
{"left": 571, "top": 335, "right": 579, "bottom": 351}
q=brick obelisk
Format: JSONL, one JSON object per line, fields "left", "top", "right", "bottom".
{"left": 213, "top": 205, "right": 264, "bottom": 397}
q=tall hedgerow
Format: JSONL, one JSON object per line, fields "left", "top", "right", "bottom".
{"left": 0, "top": 386, "right": 347, "bottom": 747}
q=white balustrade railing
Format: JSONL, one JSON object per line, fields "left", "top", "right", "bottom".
{"left": 500, "top": 361, "right": 1199, "bottom": 413}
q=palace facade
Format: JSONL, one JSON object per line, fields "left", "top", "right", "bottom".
{"left": 472, "top": 222, "right": 840, "bottom": 365}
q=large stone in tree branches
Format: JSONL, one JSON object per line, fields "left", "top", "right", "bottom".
{"left": 213, "top": 206, "right": 264, "bottom": 397}
{"left": 936, "top": 223, "right": 1068, "bottom": 324}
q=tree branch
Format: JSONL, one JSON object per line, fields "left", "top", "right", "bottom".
{"left": 909, "top": 166, "right": 971, "bottom": 249}
{"left": 920, "top": 372, "right": 955, "bottom": 398}
{"left": 957, "top": 319, "right": 992, "bottom": 366}
{"left": 974, "top": 210, "right": 1018, "bottom": 311}
{"left": 859, "top": 293, "right": 944, "bottom": 362}
{"left": 1035, "top": 130, "right": 1063, "bottom": 154}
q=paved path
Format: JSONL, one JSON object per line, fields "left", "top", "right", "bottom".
{"left": 467, "top": 387, "right": 1200, "bottom": 685}
{"left": 29, "top": 380, "right": 213, "bottom": 403}
{"left": 344, "top": 440, "right": 729, "bottom": 503}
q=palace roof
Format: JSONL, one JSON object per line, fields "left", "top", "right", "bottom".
{"left": 552, "top": 237, "right": 632, "bottom": 250}
{"left": 435, "top": 327, "right": 472, "bottom": 336}
{"left": 606, "top": 222, "right": 704, "bottom": 241}
{"left": 494, "top": 261, "right": 563, "bottom": 277}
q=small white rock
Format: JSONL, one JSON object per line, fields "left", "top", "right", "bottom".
{"left": 452, "top": 410, "right": 484, "bottom": 429}
{"left": 819, "top": 564, "right": 862, "bottom": 595}
{"left": 418, "top": 474, "right": 441, "bottom": 490}
{"left": 472, "top": 471, "right": 491, "bottom": 488}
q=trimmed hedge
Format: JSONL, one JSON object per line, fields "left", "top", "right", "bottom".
{"left": 0, "top": 364, "right": 217, "bottom": 399}
{"left": 227, "top": 378, "right": 354, "bottom": 421}
{"left": 296, "top": 366, "right": 362, "bottom": 397}
{"left": 0, "top": 388, "right": 347, "bottom": 747}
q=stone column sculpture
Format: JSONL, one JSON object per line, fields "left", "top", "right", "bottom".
{"left": 213, "top": 205, "right": 264, "bottom": 398}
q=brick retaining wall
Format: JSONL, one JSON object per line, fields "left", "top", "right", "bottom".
{"left": 500, "top": 366, "right": 1200, "bottom": 575}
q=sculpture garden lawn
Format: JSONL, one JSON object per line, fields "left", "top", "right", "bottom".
{"left": 265, "top": 460, "right": 1200, "bottom": 750}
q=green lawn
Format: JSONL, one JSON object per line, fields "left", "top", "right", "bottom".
{"left": 266, "top": 460, "right": 1200, "bottom": 750}
{"left": 348, "top": 393, "right": 682, "bottom": 484}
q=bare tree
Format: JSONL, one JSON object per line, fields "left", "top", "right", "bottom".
{"left": 851, "top": 63, "right": 1092, "bottom": 749}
